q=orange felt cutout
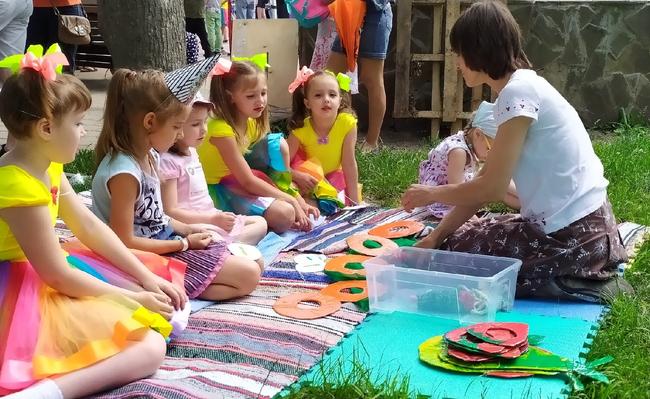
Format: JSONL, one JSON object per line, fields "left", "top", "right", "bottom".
{"left": 368, "top": 220, "right": 425, "bottom": 239}
{"left": 346, "top": 233, "right": 398, "bottom": 257}
{"left": 324, "top": 254, "right": 372, "bottom": 277}
{"left": 273, "top": 292, "right": 341, "bottom": 319}
{"left": 328, "top": 0, "right": 367, "bottom": 72}
{"left": 321, "top": 280, "right": 368, "bottom": 302}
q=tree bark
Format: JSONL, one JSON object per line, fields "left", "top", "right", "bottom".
{"left": 98, "top": 0, "right": 185, "bottom": 71}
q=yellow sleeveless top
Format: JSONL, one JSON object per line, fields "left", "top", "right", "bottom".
{"left": 0, "top": 162, "right": 63, "bottom": 261}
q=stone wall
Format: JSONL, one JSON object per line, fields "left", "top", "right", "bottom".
{"left": 511, "top": 0, "right": 650, "bottom": 125}
{"left": 300, "top": 0, "right": 650, "bottom": 131}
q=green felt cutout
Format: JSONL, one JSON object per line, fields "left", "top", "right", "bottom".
{"left": 351, "top": 288, "right": 369, "bottom": 312}
{"left": 345, "top": 262, "right": 364, "bottom": 270}
{"left": 324, "top": 270, "right": 366, "bottom": 282}
{"left": 362, "top": 239, "right": 381, "bottom": 248}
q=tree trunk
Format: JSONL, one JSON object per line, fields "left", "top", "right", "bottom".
{"left": 98, "top": 0, "right": 185, "bottom": 71}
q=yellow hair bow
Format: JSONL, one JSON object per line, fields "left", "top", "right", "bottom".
{"left": 0, "top": 44, "right": 68, "bottom": 81}
{"left": 232, "top": 53, "right": 270, "bottom": 71}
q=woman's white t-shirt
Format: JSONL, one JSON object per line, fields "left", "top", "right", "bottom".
{"left": 494, "top": 69, "right": 607, "bottom": 234}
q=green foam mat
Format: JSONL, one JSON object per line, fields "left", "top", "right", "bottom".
{"left": 293, "top": 311, "right": 598, "bottom": 399}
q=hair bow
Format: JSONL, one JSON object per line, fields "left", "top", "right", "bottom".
{"left": 0, "top": 44, "right": 69, "bottom": 81}
{"left": 232, "top": 53, "right": 270, "bottom": 71}
{"left": 209, "top": 58, "right": 232, "bottom": 76}
{"left": 288, "top": 66, "right": 315, "bottom": 94}
{"left": 335, "top": 72, "right": 351, "bottom": 92}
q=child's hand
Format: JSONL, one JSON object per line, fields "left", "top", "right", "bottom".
{"left": 211, "top": 211, "right": 237, "bottom": 232}
{"left": 187, "top": 232, "right": 213, "bottom": 249}
{"left": 141, "top": 275, "right": 188, "bottom": 311}
{"left": 130, "top": 291, "right": 174, "bottom": 320}
{"left": 290, "top": 200, "right": 312, "bottom": 231}
{"left": 302, "top": 202, "right": 320, "bottom": 220}
{"left": 188, "top": 224, "right": 210, "bottom": 234}
{"left": 292, "top": 170, "right": 318, "bottom": 194}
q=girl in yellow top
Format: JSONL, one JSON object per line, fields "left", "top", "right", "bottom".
{"left": 287, "top": 69, "right": 360, "bottom": 206}
{"left": 0, "top": 47, "right": 179, "bottom": 399}
{"left": 198, "top": 59, "right": 318, "bottom": 233}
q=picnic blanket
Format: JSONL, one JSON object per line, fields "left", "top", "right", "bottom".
{"left": 51, "top": 194, "right": 648, "bottom": 398}
{"left": 93, "top": 279, "right": 365, "bottom": 399}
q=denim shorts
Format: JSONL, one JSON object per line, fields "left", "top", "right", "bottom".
{"left": 332, "top": 1, "right": 393, "bottom": 60}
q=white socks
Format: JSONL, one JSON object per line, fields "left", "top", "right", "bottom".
{"left": 4, "top": 379, "right": 64, "bottom": 399}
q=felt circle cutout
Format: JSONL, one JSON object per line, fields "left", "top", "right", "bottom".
{"left": 320, "top": 280, "right": 368, "bottom": 302}
{"left": 294, "top": 254, "right": 327, "bottom": 273}
{"left": 324, "top": 255, "right": 372, "bottom": 277}
{"left": 227, "top": 243, "right": 262, "bottom": 261}
{"left": 368, "top": 220, "right": 425, "bottom": 239}
{"left": 347, "top": 234, "right": 398, "bottom": 257}
{"left": 273, "top": 292, "right": 341, "bottom": 319}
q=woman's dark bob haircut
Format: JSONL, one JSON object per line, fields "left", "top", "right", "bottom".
{"left": 450, "top": 0, "right": 532, "bottom": 80}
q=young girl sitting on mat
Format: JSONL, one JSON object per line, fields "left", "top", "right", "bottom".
{"left": 0, "top": 46, "right": 173, "bottom": 399}
{"left": 287, "top": 68, "right": 360, "bottom": 213}
{"left": 402, "top": 0, "right": 631, "bottom": 302}
{"left": 418, "top": 100, "right": 519, "bottom": 219}
{"left": 92, "top": 58, "right": 262, "bottom": 302}
{"left": 160, "top": 92, "right": 268, "bottom": 245}
{"left": 197, "top": 57, "right": 318, "bottom": 233}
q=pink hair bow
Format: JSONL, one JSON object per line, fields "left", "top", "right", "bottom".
{"left": 209, "top": 58, "right": 232, "bottom": 76}
{"left": 288, "top": 66, "right": 315, "bottom": 94}
{"left": 0, "top": 44, "right": 69, "bottom": 81}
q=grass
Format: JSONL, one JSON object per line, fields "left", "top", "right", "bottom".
{"left": 65, "top": 125, "right": 650, "bottom": 399}
{"left": 284, "top": 124, "right": 650, "bottom": 399}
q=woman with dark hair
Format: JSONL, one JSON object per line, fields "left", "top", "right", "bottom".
{"left": 402, "top": 0, "right": 631, "bottom": 303}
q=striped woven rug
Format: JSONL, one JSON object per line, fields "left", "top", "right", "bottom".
{"left": 91, "top": 278, "right": 366, "bottom": 399}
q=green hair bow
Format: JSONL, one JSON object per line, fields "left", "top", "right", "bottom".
{"left": 324, "top": 70, "right": 351, "bottom": 92}
{"left": 232, "top": 53, "right": 270, "bottom": 71}
{"left": 0, "top": 44, "right": 68, "bottom": 81}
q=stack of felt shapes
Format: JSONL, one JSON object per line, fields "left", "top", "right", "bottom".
{"left": 419, "top": 322, "right": 613, "bottom": 389}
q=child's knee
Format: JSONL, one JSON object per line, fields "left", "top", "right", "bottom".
{"left": 265, "top": 201, "right": 294, "bottom": 233}
{"left": 139, "top": 331, "right": 167, "bottom": 373}
{"left": 240, "top": 259, "right": 262, "bottom": 294}
{"left": 248, "top": 215, "right": 268, "bottom": 230}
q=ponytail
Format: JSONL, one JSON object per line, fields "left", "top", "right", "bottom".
{"left": 94, "top": 68, "right": 186, "bottom": 172}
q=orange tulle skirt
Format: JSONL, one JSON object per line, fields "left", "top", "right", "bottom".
{"left": 0, "top": 242, "right": 185, "bottom": 394}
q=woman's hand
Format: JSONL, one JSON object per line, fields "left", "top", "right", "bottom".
{"left": 129, "top": 290, "right": 174, "bottom": 320}
{"left": 401, "top": 184, "right": 436, "bottom": 212}
{"left": 211, "top": 211, "right": 237, "bottom": 232}
{"left": 186, "top": 232, "right": 212, "bottom": 250}
{"left": 414, "top": 229, "right": 445, "bottom": 249}
{"left": 141, "top": 275, "right": 188, "bottom": 311}
{"left": 292, "top": 170, "right": 318, "bottom": 195}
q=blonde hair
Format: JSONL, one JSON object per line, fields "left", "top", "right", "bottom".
{"left": 209, "top": 61, "right": 269, "bottom": 148}
{"left": 0, "top": 69, "right": 91, "bottom": 139}
{"left": 94, "top": 68, "right": 187, "bottom": 169}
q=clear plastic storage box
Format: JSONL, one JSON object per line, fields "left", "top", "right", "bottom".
{"left": 364, "top": 247, "right": 522, "bottom": 324}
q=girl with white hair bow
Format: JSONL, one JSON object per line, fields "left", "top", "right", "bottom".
{"left": 417, "top": 101, "right": 519, "bottom": 219}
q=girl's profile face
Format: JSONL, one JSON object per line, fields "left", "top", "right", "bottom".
{"left": 180, "top": 106, "right": 209, "bottom": 148}
{"left": 470, "top": 128, "right": 493, "bottom": 161}
{"left": 49, "top": 110, "right": 87, "bottom": 164}
{"left": 456, "top": 54, "right": 485, "bottom": 88}
{"left": 230, "top": 73, "right": 268, "bottom": 119}
{"left": 304, "top": 74, "right": 341, "bottom": 120}
{"left": 148, "top": 106, "right": 191, "bottom": 153}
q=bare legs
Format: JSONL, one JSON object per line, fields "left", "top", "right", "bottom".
{"left": 327, "top": 52, "right": 387, "bottom": 151}
{"left": 198, "top": 254, "right": 262, "bottom": 300}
